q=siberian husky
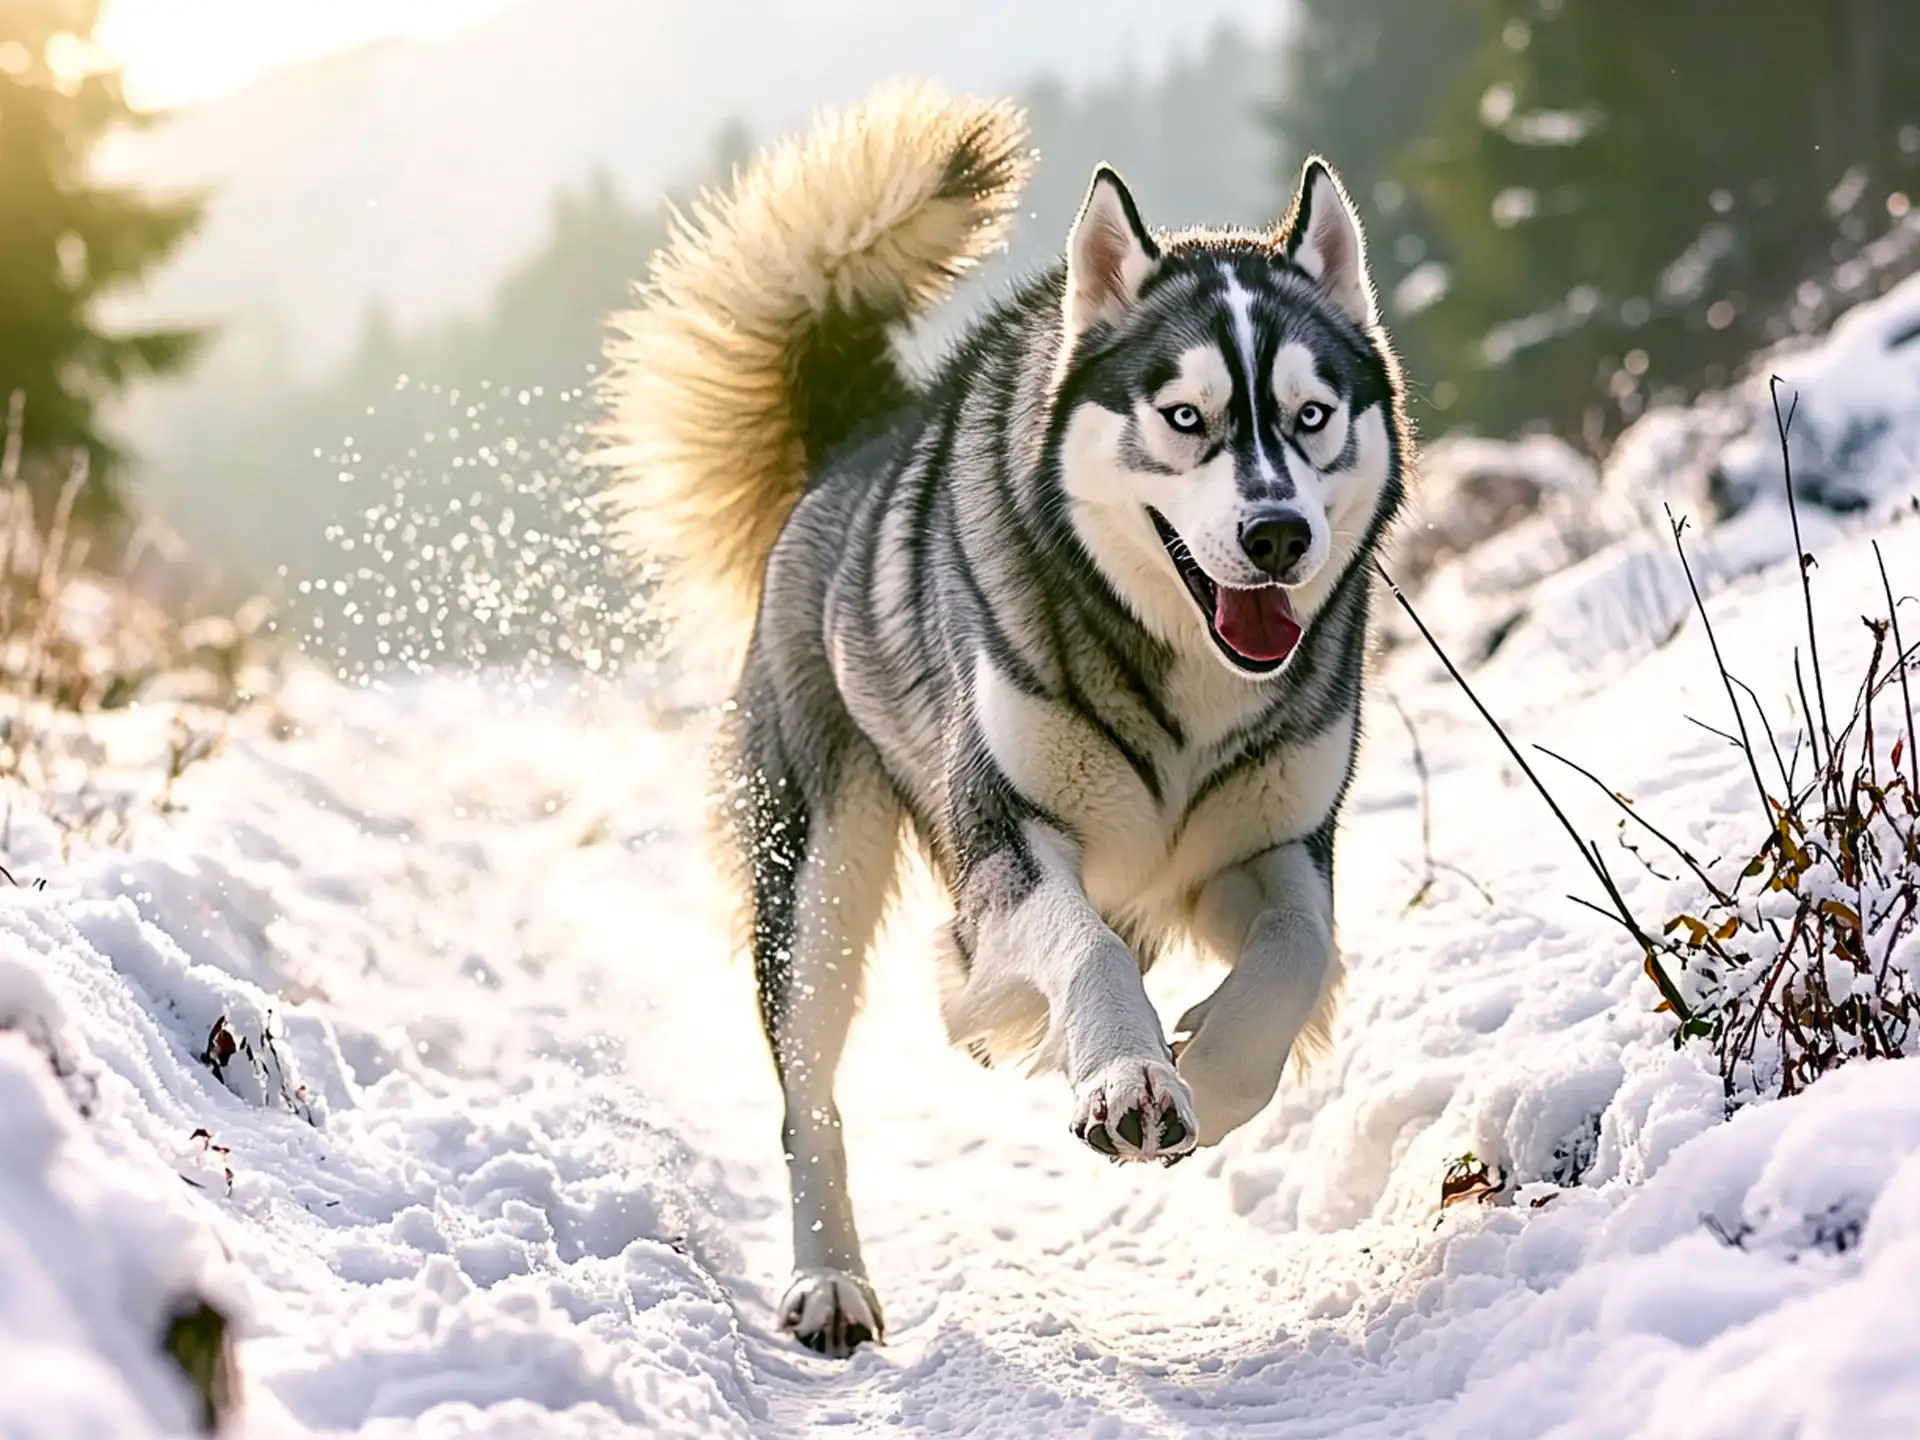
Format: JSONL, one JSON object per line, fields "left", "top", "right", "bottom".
{"left": 602, "top": 84, "right": 1410, "bottom": 1356}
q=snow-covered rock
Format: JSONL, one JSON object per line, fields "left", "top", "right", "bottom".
{"left": 1396, "top": 271, "right": 1920, "bottom": 694}
{"left": 1712, "top": 271, "right": 1920, "bottom": 517}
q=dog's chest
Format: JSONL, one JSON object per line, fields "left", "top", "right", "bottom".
{"left": 972, "top": 652, "right": 1351, "bottom": 911}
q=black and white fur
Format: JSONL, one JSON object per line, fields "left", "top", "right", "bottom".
{"left": 600, "top": 85, "right": 1410, "bottom": 1357}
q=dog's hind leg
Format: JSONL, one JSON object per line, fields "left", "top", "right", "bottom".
{"left": 740, "top": 742, "right": 901, "bottom": 1357}
{"left": 1174, "top": 829, "right": 1341, "bottom": 1147}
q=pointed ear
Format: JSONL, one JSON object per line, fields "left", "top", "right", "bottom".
{"left": 1064, "top": 166, "right": 1159, "bottom": 338}
{"left": 1281, "top": 158, "right": 1376, "bottom": 326}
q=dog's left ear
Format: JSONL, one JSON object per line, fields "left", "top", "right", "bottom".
{"left": 1280, "top": 158, "right": 1376, "bottom": 326}
{"left": 1064, "top": 166, "right": 1159, "bottom": 338}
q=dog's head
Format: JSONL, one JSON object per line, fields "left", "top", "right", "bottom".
{"left": 1048, "top": 159, "right": 1406, "bottom": 679}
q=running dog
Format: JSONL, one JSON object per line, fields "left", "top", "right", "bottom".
{"left": 601, "top": 84, "right": 1410, "bottom": 1356}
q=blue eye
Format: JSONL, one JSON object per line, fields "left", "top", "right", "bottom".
{"left": 1162, "top": 404, "right": 1204, "bottom": 435}
{"left": 1297, "top": 401, "right": 1333, "bottom": 433}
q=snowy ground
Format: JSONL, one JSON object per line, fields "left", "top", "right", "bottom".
{"left": 5, "top": 496, "right": 1919, "bottom": 1438}
{"left": 10, "top": 274, "right": 1920, "bottom": 1435}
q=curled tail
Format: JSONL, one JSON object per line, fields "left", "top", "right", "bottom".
{"left": 598, "top": 83, "right": 1031, "bottom": 650}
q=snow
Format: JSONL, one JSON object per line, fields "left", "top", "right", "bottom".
{"left": 1392, "top": 269, "right": 1920, "bottom": 692}
{"left": 0, "top": 914, "right": 239, "bottom": 1436}
{"left": 1711, "top": 271, "right": 1920, "bottom": 517}
{"left": 9, "top": 294, "right": 1920, "bottom": 1437}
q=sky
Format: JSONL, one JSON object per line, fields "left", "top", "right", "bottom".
{"left": 98, "top": 0, "right": 516, "bottom": 110}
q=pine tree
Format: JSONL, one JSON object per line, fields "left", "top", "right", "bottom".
{"left": 1265, "top": 0, "right": 1492, "bottom": 426}
{"left": 1404, "top": 0, "right": 1920, "bottom": 443}
{"left": 0, "top": 0, "right": 206, "bottom": 529}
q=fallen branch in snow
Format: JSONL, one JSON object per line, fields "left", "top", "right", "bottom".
{"left": 1372, "top": 558, "right": 1695, "bottom": 1021}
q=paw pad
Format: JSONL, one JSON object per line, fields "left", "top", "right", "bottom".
{"left": 1070, "top": 1058, "right": 1198, "bottom": 1164}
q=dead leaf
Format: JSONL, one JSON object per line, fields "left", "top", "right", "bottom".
{"left": 1665, "top": 914, "right": 1711, "bottom": 947}
{"left": 201, "top": 1017, "right": 238, "bottom": 1073}
{"left": 1819, "top": 898, "right": 1862, "bottom": 937}
{"left": 1441, "top": 1154, "right": 1502, "bottom": 1209}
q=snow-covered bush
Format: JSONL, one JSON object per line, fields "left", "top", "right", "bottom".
{"left": 1649, "top": 416, "right": 1920, "bottom": 1102}
{"left": 1665, "top": 630, "right": 1920, "bottom": 1101}
{"left": 0, "top": 397, "right": 274, "bottom": 721}
{"left": 1389, "top": 376, "right": 1920, "bottom": 1109}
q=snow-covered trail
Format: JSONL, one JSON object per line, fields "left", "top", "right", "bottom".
{"left": 11, "top": 513, "right": 1920, "bottom": 1438}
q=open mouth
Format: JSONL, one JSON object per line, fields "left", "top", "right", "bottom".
{"left": 1147, "top": 509, "right": 1302, "bottom": 673}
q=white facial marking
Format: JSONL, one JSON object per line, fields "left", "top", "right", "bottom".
{"left": 1271, "top": 340, "right": 1350, "bottom": 470}
{"left": 1135, "top": 345, "right": 1231, "bottom": 467}
{"left": 1059, "top": 406, "right": 1211, "bottom": 646}
{"left": 1282, "top": 404, "right": 1392, "bottom": 621}
{"left": 1165, "top": 345, "right": 1230, "bottom": 410}
{"left": 1220, "top": 266, "right": 1277, "bottom": 485}
{"left": 1269, "top": 342, "right": 1325, "bottom": 413}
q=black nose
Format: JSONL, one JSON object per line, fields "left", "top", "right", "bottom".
{"left": 1239, "top": 511, "right": 1313, "bottom": 577}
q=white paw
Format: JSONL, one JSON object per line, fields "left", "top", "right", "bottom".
{"left": 1070, "top": 1056, "right": 1198, "bottom": 1165}
{"left": 778, "top": 1269, "right": 883, "bottom": 1357}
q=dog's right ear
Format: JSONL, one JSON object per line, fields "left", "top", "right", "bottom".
{"left": 1064, "top": 166, "right": 1159, "bottom": 339}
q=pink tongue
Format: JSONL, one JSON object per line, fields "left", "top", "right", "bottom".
{"left": 1214, "top": 585, "right": 1302, "bottom": 664}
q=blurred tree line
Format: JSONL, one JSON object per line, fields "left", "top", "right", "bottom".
{"left": 0, "top": 0, "right": 203, "bottom": 533}
{"left": 307, "top": 0, "right": 1919, "bottom": 480}
{"left": 53, "top": 0, "right": 1918, "bottom": 590}
{"left": 198, "top": 32, "right": 1285, "bottom": 669}
{"left": 319, "top": 123, "right": 753, "bottom": 448}
{"left": 303, "top": 28, "right": 1279, "bottom": 467}
{"left": 1276, "top": 0, "right": 1920, "bottom": 448}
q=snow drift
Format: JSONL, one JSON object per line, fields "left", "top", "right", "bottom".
{"left": 5, "top": 266, "right": 1920, "bottom": 1438}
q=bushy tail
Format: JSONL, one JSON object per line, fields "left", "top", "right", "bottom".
{"left": 598, "top": 83, "right": 1031, "bottom": 651}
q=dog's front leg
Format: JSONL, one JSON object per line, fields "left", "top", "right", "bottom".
{"left": 1175, "top": 837, "right": 1341, "bottom": 1146}
{"left": 947, "top": 818, "right": 1198, "bottom": 1163}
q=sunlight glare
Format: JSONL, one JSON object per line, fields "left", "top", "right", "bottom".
{"left": 98, "top": 0, "right": 514, "bottom": 111}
